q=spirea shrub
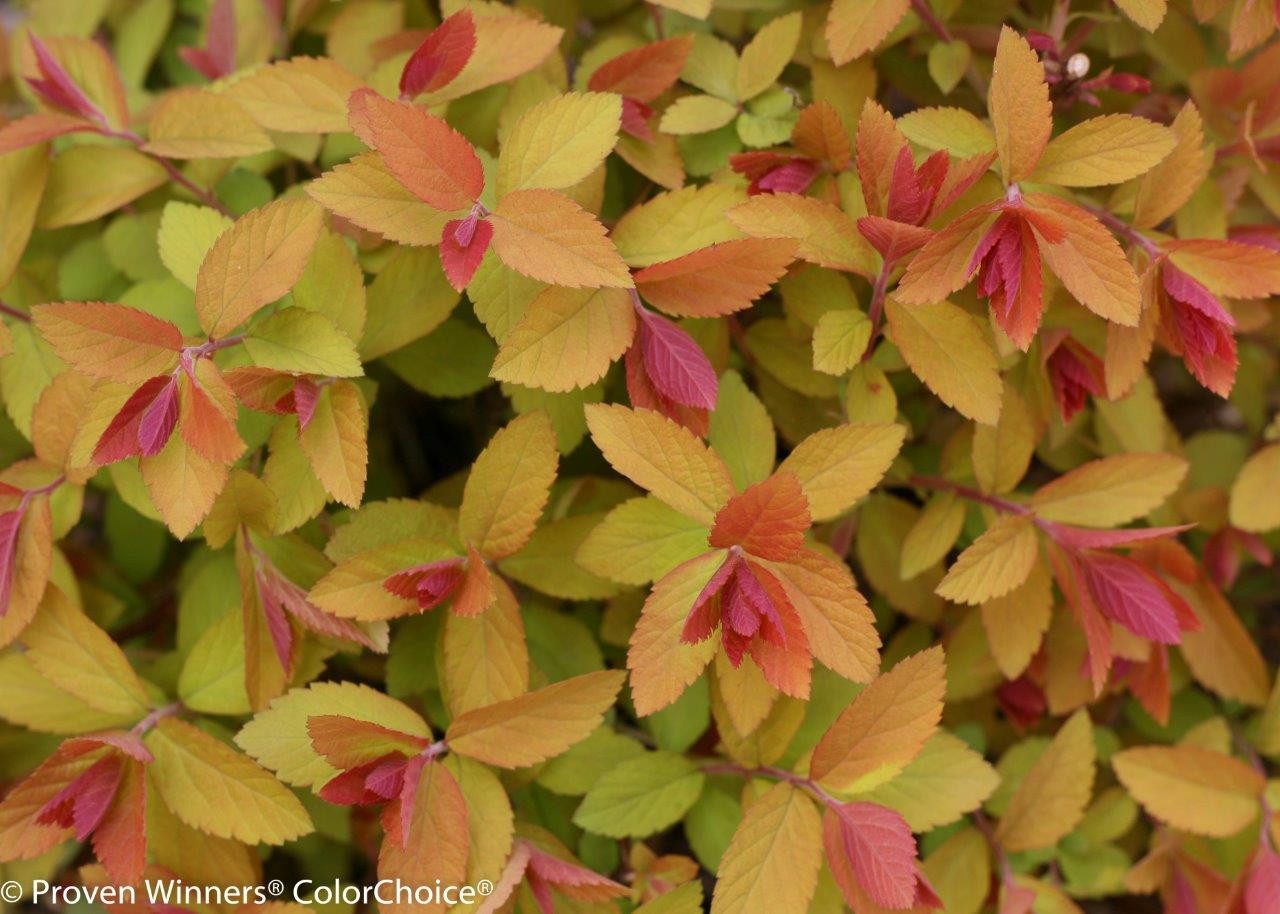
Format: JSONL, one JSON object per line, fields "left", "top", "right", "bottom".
{"left": 1, "top": 1, "right": 1280, "bottom": 912}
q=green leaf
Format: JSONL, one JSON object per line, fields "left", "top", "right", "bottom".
{"left": 243, "top": 309, "right": 362, "bottom": 377}
{"left": 573, "top": 750, "right": 706, "bottom": 837}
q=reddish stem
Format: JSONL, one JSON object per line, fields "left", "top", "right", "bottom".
{"left": 861, "top": 260, "right": 894, "bottom": 362}
{"left": 908, "top": 474, "right": 1032, "bottom": 516}
{"left": 702, "top": 761, "right": 844, "bottom": 811}
{"left": 1079, "top": 202, "right": 1161, "bottom": 257}
{"left": 0, "top": 301, "right": 32, "bottom": 323}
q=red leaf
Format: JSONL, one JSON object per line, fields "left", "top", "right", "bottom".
{"left": 709, "top": 473, "right": 811, "bottom": 560}
{"left": 624, "top": 344, "right": 710, "bottom": 436}
{"left": 1247, "top": 846, "right": 1280, "bottom": 914}
{"left": 26, "top": 34, "right": 105, "bottom": 122}
{"left": 1045, "top": 523, "right": 1194, "bottom": 549}
{"left": 440, "top": 215, "right": 492, "bottom": 291}
{"left": 0, "top": 510, "right": 23, "bottom": 617}
{"left": 293, "top": 377, "right": 321, "bottom": 429}
{"left": 93, "top": 376, "right": 180, "bottom": 465}
{"left": 91, "top": 761, "right": 145, "bottom": 886}
{"left": 35, "top": 755, "right": 123, "bottom": 842}
{"left": 857, "top": 215, "right": 934, "bottom": 264}
{"left": 0, "top": 111, "right": 100, "bottom": 155}
{"left": 635, "top": 306, "right": 718, "bottom": 410}
{"left": 1046, "top": 542, "right": 1113, "bottom": 694}
{"left": 831, "top": 802, "right": 919, "bottom": 909}
{"left": 178, "top": 0, "right": 237, "bottom": 80}
{"left": 399, "top": 9, "right": 476, "bottom": 99}
{"left": 524, "top": 842, "right": 627, "bottom": 900}
{"left": 384, "top": 556, "right": 467, "bottom": 611}
{"left": 1075, "top": 550, "right": 1183, "bottom": 644}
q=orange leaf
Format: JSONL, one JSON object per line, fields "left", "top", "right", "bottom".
{"left": 489, "top": 189, "right": 632, "bottom": 288}
{"left": 709, "top": 473, "right": 811, "bottom": 561}
{"left": 33, "top": 302, "right": 182, "bottom": 383}
{"left": 346, "top": 88, "right": 482, "bottom": 213}
{"left": 633, "top": 238, "right": 798, "bottom": 317}
{"left": 988, "top": 27, "right": 1051, "bottom": 183}
{"left": 587, "top": 36, "right": 693, "bottom": 102}
{"left": 809, "top": 647, "right": 945, "bottom": 791}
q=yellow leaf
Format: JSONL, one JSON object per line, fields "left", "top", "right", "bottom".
{"left": 490, "top": 286, "right": 635, "bottom": 392}
{"left": 1230, "top": 443, "right": 1280, "bottom": 532}
{"left": 729, "top": 195, "right": 876, "bottom": 276}
{"left": 777, "top": 423, "right": 905, "bottom": 521}
{"left": 194, "top": 197, "right": 325, "bottom": 337}
{"left": 864, "top": 731, "right": 1000, "bottom": 831}
{"left": 585, "top": 403, "right": 734, "bottom": 526}
{"left": 306, "top": 153, "right": 451, "bottom": 247}
{"left": 811, "top": 309, "right": 872, "bottom": 376}
{"left": 988, "top": 26, "right": 1051, "bottom": 183}
{"left": 0, "top": 653, "right": 137, "bottom": 735}
{"left": 981, "top": 557, "right": 1052, "bottom": 679}
{"left": 577, "top": 496, "right": 711, "bottom": 586}
{"left": 1167, "top": 238, "right": 1280, "bottom": 298}
{"left": 21, "top": 586, "right": 151, "bottom": 719}
{"left": 1112, "top": 744, "right": 1263, "bottom": 837}
{"left": 421, "top": 13, "right": 563, "bottom": 104}
{"left": 147, "top": 718, "right": 312, "bottom": 845}
{"left": 825, "top": 0, "right": 909, "bottom": 66}
{"left": 37, "top": 146, "right": 167, "bottom": 230}
{"left": 766, "top": 547, "right": 880, "bottom": 684}
{"left": 459, "top": 412, "right": 558, "bottom": 561}
{"left": 884, "top": 298, "right": 1003, "bottom": 425}
{"left": 157, "top": 202, "right": 233, "bottom": 290}
{"left": 0, "top": 144, "right": 49, "bottom": 287}
{"left": 1029, "top": 114, "right": 1175, "bottom": 187}
{"left": 143, "top": 88, "right": 273, "bottom": 159}
{"left": 1114, "top": 0, "right": 1168, "bottom": 30}
{"left": 995, "top": 709, "right": 1096, "bottom": 852}
{"left": 243, "top": 309, "right": 362, "bottom": 377}
{"left": 809, "top": 647, "right": 945, "bottom": 791}
{"left": 497, "top": 92, "right": 621, "bottom": 196}
{"left": 710, "top": 782, "right": 822, "bottom": 914}
{"left": 490, "top": 189, "right": 632, "bottom": 288}
{"left": 224, "top": 56, "right": 365, "bottom": 133}
{"left": 936, "top": 514, "right": 1039, "bottom": 605}
{"left": 1169, "top": 566, "right": 1270, "bottom": 706}
{"left": 898, "top": 106, "right": 995, "bottom": 157}
{"left": 612, "top": 184, "right": 746, "bottom": 267}
{"left": 901, "top": 492, "right": 966, "bottom": 580}
{"left": 141, "top": 432, "right": 229, "bottom": 540}
{"left": 446, "top": 669, "right": 626, "bottom": 768}
{"left": 442, "top": 580, "right": 529, "bottom": 716}
{"left": 923, "top": 828, "right": 991, "bottom": 914}
{"left": 651, "top": 0, "right": 712, "bottom": 19}
{"left": 1133, "top": 103, "right": 1206, "bottom": 229}
{"left": 234, "top": 681, "right": 430, "bottom": 790}
{"left": 972, "top": 386, "right": 1036, "bottom": 494}
{"left": 659, "top": 95, "right": 739, "bottom": 135}
{"left": 1030, "top": 453, "right": 1187, "bottom": 527}
{"left": 737, "top": 12, "right": 802, "bottom": 99}
{"left": 298, "top": 380, "right": 368, "bottom": 508}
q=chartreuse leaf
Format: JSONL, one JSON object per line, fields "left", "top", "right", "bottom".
{"left": 458, "top": 411, "right": 558, "bottom": 561}
{"left": 146, "top": 718, "right": 312, "bottom": 845}
{"left": 1030, "top": 453, "right": 1187, "bottom": 527}
{"left": 243, "top": 309, "right": 362, "bottom": 377}
{"left": 573, "top": 750, "right": 705, "bottom": 837}
{"left": 1231, "top": 443, "right": 1280, "bottom": 532}
{"left": 497, "top": 92, "right": 621, "bottom": 196}
{"left": 157, "top": 202, "right": 233, "bottom": 290}
{"left": 885, "top": 298, "right": 1003, "bottom": 425}
{"left": 936, "top": 514, "right": 1039, "bottom": 605}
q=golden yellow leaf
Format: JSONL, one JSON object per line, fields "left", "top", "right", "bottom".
{"left": 981, "top": 557, "right": 1052, "bottom": 679}
{"left": 490, "top": 286, "right": 635, "bottom": 392}
{"left": 1029, "top": 194, "right": 1142, "bottom": 327}
{"left": 864, "top": 731, "right": 1000, "bottom": 831}
{"left": 659, "top": 95, "right": 739, "bottom": 134}
{"left": 224, "top": 56, "right": 365, "bottom": 133}
{"left": 971, "top": 386, "right": 1036, "bottom": 494}
{"left": 306, "top": 153, "right": 451, "bottom": 247}
{"left": 297, "top": 380, "right": 368, "bottom": 508}
{"left": 825, "top": 0, "right": 909, "bottom": 66}
{"left": 900, "top": 492, "right": 966, "bottom": 581}
{"left": 988, "top": 26, "right": 1051, "bottom": 183}
{"left": 458, "top": 412, "right": 558, "bottom": 561}
{"left": 1030, "top": 453, "right": 1187, "bottom": 527}
{"left": 141, "top": 431, "right": 229, "bottom": 540}
{"left": 0, "top": 145, "right": 48, "bottom": 287}
{"left": 936, "top": 514, "right": 1039, "bottom": 605}
{"left": 885, "top": 298, "right": 1003, "bottom": 425}
{"left": 421, "top": 13, "right": 564, "bottom": 104}
{"left": 490, "top": 189, "right": 632, "bottom": 289}
{"left": 627, "top": 552, "right": 721, "bottom": 716}
{"left": 143, "top": 88, "right": 273, "bottom": 159}
{"left": 995, "top": 709, "right": 1095, "bottom": 852}
{"left": 37, "top": 146, "right": 167, "bottom": 230}
{"left": 1230, "top": 443, "right": 1280, "bottom": 532}
{"left": 710, "top": 782, "right": 822, "bottom": 914}
{"left": 809, "top": 647, "right": 945, "bottom": 791}
{"left": 1112, "top": 744, "right": 1263, "bottom": 837}
{"left": 737, "top": 12, "right": 802, "bottom": 99}
{"left": 442, "top": 579, "right": 529, "bottom": 716}
{"left": 1133, "top": 103, "right": 1207, "bottom": 229}
{"left": 194, "top": 197, "right": 326, "bottom": 337}
{"left": 612, "top": 184, "right": 746, "bottom": 267}
{"left": 446, "top": 669, "right": 626, "bottom": 768}
{"left": 497, "top": 93, "right": 621, "bottom": 196}
{"left": 776, "top": 423, "right": 905, "bottom": 521}
{"left": 1029, "top": 114, "right": 1175, "bottom": 187}
{"left": 585, "top": 403, "right": 734, "bottom": 526}
{"left": 1114, "top": 0, "right": 1168, "bottom": 29}
{"left": 729, "top": 195, "right": 876, "bottom": 277}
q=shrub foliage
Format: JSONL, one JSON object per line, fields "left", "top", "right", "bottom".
{"left": 1, "top": 1, "right": 1280, "bottom": 913}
